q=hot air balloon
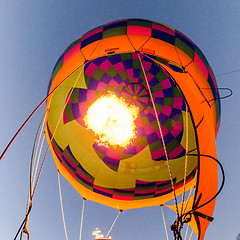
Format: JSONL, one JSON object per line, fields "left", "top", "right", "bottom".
{"left": 45, "top": 19, "right": 223, "bottom": 239}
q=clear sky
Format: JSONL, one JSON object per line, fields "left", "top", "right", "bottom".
{"left": 0, "top": 1, "right": 240, "bottom": 240}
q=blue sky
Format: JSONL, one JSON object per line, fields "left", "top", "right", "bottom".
{"left": 0, "top": 1, "right": 240, "bottom": 240}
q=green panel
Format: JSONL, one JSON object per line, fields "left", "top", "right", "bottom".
{"left": 128, "top": 20, "right": 152, "bottom": 28}
{"left": 92, "top": 68, "right": 105, "bottom": 81}
{"left": 106, "top": 66, "right": 118, "bottom": 78}
{"left": 175, "top": 38, "right": 195, "bottom": 60}
{"left": 103, "top": 26, "right": 127, "bottom": 39}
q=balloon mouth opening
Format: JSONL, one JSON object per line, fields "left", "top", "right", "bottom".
{"left": 84, "top": 92, "right": 139, "bottom": 148}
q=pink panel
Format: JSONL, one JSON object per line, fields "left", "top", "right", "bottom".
{"left": 87, "top": 89, "right": 97, "bottom": 102}
{"left": 76, "top": 117, "right": 85, "bottom": 127}
{"left": 155, "top": 186, "right": 172, "bottom": 194}
{"left": 63, "top": 152, "right": 78, "bottom": 169}
{"left": 63, "top": 110, "right": 69, "bottom": 124}
{"left": 161, "top": 78, "right": 172, "bottom": 89}
{"left": 173, "top": 97, "right": 183, "bottom": 110}
{"left": 106, "top": 148, "right": 122, "bottom": 160}
{"left": 194, "top": 53, "right": 208, "bottom": 79}
{"left": 62, "top": 162, "right": 76, "bottom": 180}
{"left": 162, "top": 105, "right": 172, "bottom": 117}
{"left": 126, "top": 68, "right": 134, "bottom": 79}
{"left": 109, "top": 79, "right": 119, "bottom": 88}
{"left": 168, "top": 144, "right": 184, "bottom": 159}
{"left": 113, "top": 194, "right": 134, "bottom": 200}
{"left": 93, "top": 185, "right": 113, "bottom": 194}
{"left": 99, "top": 59, "right": 112, "bottom": 71}
{"left": 63, "top": 43, "right": 81, "bottom": 64}
{"left": 96, "top": 82, "right": 108, "bottom": 92}
{"left": 209, "top": 67, "right": 218, "bottom": 89}
{"left": 142, "top": 60, "right": 152, "bottom": 71}
{"left": 144, "top": 123, "right": 155, "bottom": 135}
{"left": 152, "top": 23, "right": 175, "bottom": 36}
{"left": 127, "top": 26, "right": 152, "bottom": 36}
{"left": 153, "top": 90, "right": 164, "bottom": 97}
{"left": 114, "top": 61, "right": 125, "bottom": 73}
{"left": 146, "top": 72, "right": 154, "bottom": 81}
{"left": 156, "top": 125, "right": 168, "bottom": 138}
{"left": 170, "top": 122, "right": 183, "bottom": 138}
{"left": 151, "top": 147, "right": 165, "bottom": 159}
{"left": 84, "top": 62, "right": 98, "bottom": 77}
{"left": 135, "top": 117, "right": 143, "bottom": 127}
{"left": 79, "top": 102, "right": 88, "bottom": 117}
{"left": 136, "top": 145, "right": 146, "bottom": 152}
{"left": 76, "top": 169, "right": 94, "bottom": 184}
{"left": 81, "top": 27, "right": 103, "bottom": 41}
{"left": 150, "top": 107, "right": 160, "bottom": 117}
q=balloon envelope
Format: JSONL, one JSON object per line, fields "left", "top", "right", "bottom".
{"left": 45, "top": 19, "right": 220, "bottom": 239}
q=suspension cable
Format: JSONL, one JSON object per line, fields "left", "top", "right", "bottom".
{"left": 58, "top": 171, "right": 69, "bottom": 240}
{"left": 180, "top": 105, "right": 189, "bottom": 217}
{"left": 79, "top": 198, "right": 86, "bottom": 240}
{"left": 183, "top": 181, "right": 196, "bottom": 215}
{"left": 183, "top": 224, "right": 189, "bottom": 240}
{"left": 105, "top": 211, "right": 122, "bottom": 239}
{"left": 19, "top": 115, "right": 46, "bottom": 240}
{"left": 137, "top": 52, "right": 179, "bottom": 217}
{"left": 32, "top": 121, "right": 46, "bottom": 194}
{"left": 188, "top": 228, "right": 194, "bottom": 240}
{"left": 29, "top": 114, "right": 46, "bottom": 199}
{"left": 13, "top": 61, "right": 86, "bottom": 240}
{"left": 161, "top": 205, "right": 169, "bottom": 240}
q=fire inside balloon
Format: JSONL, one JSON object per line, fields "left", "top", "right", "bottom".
{"left": 84, "top": 92, "right": 139, "bottom": 148}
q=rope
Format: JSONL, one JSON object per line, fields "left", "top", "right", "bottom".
{"left": 216, "top": 69, "right": 240, "bottom": 77}
{"left": 180, "top": 105, "right": 189, "bottom": 217}
{"left": 32, "top": 123, "right": 45, "bottom": 194}
{"left": 161, "top": 205, "right": 169, "bottom": 240}
{"left": 58, "top": 171, "right": 69, "bottom": 240}
{"left": 12, "top": 58, "right": 87, "bottom": 240}
{"left": 20, "top": 115, "right": 46, "bottom": 240}
{"left": 79, "top": 199, "right": 86, "bottom": 240}
{"left": 105, "top": 211, "right": 121, "bottom": 239}
{"left": 31, "top": 147, "right": 49, "bottom": 199}
{"left": 188, "top": 228, "right": 194, "bottom": 240}
{"left": 29, "top": 114, "right": 46, "bottom": 200}
{"left": 183, "top": 223, "right": 189, "bottom": 240}
{"left": 183, "top": 181, "right": 196, "bottom": 216}
{"left": 13, "top": 205, "right": 32, "bottom": 240}
{"left": 137, "top": 52, "right": 179, "bottom": 217}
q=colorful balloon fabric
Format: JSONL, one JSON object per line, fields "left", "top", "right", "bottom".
{"left": 45, "top": 19, "right": 220, "bottom": 240}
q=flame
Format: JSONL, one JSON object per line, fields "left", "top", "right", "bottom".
{"left": 92, "top": 228, "right": 104, "bottom": 239}
{"left": 92, "top": 228, "right": 112, "bottom": 239}
{"left": 84, "top": 92, "right": 139, "bottom": 148}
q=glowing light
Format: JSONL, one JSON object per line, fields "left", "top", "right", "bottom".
{"left": 84, "top": 92, "right": 139, "bottom": 147}
{"left": 92, "top": 228, "right": 104, "bottom": 239}
{"left": 92, "top": 228, "right": 112, "bottom": 239}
